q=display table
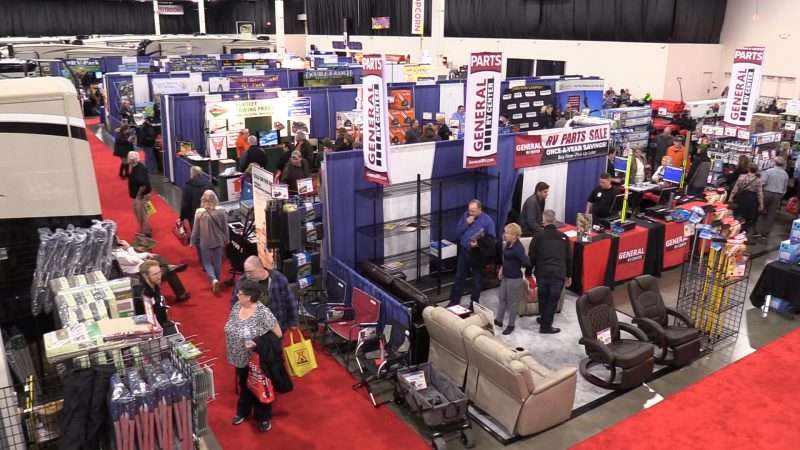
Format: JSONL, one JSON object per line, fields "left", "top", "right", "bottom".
{"left": 560, "top": 225, "right": 615, "bottom": 295}
{"left": 612, "top": 225, "right": 651, "bottom": 282}
{"left": 749, "top": 260, "right": 800, "bottom": 312}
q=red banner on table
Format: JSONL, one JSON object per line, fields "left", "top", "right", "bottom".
{"left": 663, "top": 221, "right": 690, "bottom": 269}
{"left": 464, "top": 52, "right": 502, "bottom": 169}
{"left": 514, "top": 124, "right": 610, "bottom": 169}
{"left": 723, "top": 46, "right": 766, "bottom": 128}
{"left": 614, "top": 226, "right": 649, "bottom": 282}
{"left": 361, "top": 54, "right": 391, "bottom": 185}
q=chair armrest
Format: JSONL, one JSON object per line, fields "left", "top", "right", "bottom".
{"left": 632, "top": 317, "right": 666, "bottom": 338}
{"left": 665, "top": 307, "right": 695, "bottom": 328}
{"left": 578, "top": 338, "right": 614, "bottom": 365}
{"left": 463, "top": 313, "right": 489, "bottom": 328}
{"left": 619, "top": 322, "right": 650, "bottom": 342}
{"left": 532, "top": 367, "right": 578, "bottom": 395}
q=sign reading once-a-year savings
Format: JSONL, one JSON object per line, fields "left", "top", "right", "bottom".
{"left": 513, "top": 124, "right": 610, "bottom": 169}
{"left": 463, "top": 52, "right": 502, "bottom": 169}
{"left": 361, "top": 54, "right": 391, "bottom": 185}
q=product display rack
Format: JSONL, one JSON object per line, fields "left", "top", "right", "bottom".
{"left": 676, "top": 235, "right": 751, "bottom": 351}
{"left": 355, "top": 171, "right": 500, "bottom": 293}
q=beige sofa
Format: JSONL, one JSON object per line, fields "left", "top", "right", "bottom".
{"left": 422, "top": 306, "right": 577, "bottom": 437}
{"left": 517, "top": 237, "right": 565, "bottom": 317}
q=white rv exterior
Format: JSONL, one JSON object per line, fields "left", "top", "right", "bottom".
{"left": 0, "top": 77, "right": 101, "bottom": 219}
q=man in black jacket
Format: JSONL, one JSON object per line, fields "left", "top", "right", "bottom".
{"left": 138, "top": 117, "right": 160, "bottom": 174}
{"left": 238, "top": 136, "right": 268, "bottom": 173}
{"left": 520, "top": 182, "right": 549, "bottom": 237}
{"left": 128, "top": 151, "right": 152, "bottom": 237}
{"left": 528, "top": 210, "right": 572, "bottom": 334}
{"left": 180, "top": 166, "right": 213, "bottom": 227}
{"left": 133, "top": 260, "right": 176, "bottom": 335}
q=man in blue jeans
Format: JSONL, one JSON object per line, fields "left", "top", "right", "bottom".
{"left": 447, "top": 199, "right": 496, "bottom": 310}
{"left": 528, "top": 210, "right": 572, "bottom": 334}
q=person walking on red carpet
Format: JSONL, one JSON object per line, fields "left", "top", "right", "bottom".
{"left": 225, "top": 279, "right": 282, "bottom": 433}
{"left": 127, "top": 151, "right": 152, "bottom": 237}
{"left": 231, "top": 255, "right": 299, "bottom": 332}
{"left": 114, "top": 125, "right": 134, "bottom": 178}
{"left": 191, "top": 190, "right": 229, "bottom": 295}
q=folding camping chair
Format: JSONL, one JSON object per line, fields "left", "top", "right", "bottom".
{"left": 352, "top": 318, "right": 411, "bottom": 407}
{"left": 323, "top": 287, "right": 380, "bottom": 359}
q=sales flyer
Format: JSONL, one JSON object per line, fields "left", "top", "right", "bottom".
{"left": 723, "top": 46, "right": 766, "bottom": 128}
{"left": 251, "top": 166, "right": 273, "bottom": 268}
{"left": 463, "top": 52, "right": 503, "bottom": 169}
{"left": 513, "top": 124, "right": 610, "bottom": 169}
{"left": 361, "top": 54, "right": 391, "bottom": 185}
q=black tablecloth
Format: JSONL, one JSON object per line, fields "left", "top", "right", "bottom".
{"left": 631, "top": 218, "right": 665, "bottom": 278}
{"left": 750, "top": 261, "right": 800, "bottom": 310}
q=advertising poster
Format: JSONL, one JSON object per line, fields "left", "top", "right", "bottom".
{"left": 207, "top": 135, "right": 227, "bottom": 160}
{"left": 372, "top": 17, "right": 390, "bottom": 30}
{"left": 229, "top": 75, "right": 280, "bottom": 90}
{"left": 361, "top": 54, "right": 391, "bottom": 185}
{"left": 464, "top": 52, "right": 503, "bottom": 169}
{"left": 226, "top": 177, "right": 242, "bottom": 202}
{"left": 500, "top": 84, "right": 554, "bottom": 131}
{"left": 209, "top": 77, "right": 230, "bottom": 93}
{"left": 723, "top": 47, "right": 766, "bottom": 128}
{"left": 514, "top": 124, "right": 610, "bottom": 169}
{"left": 205, "top": 98, "right": 279, "bottom": 121}
{"left": 411, "top": 0, "right": 425, "bottom": 35}
{"left": 251, "top": 166, "right": 273, "bottom": 268}
{"left": 555, "top": 78, "right": 604, "bottom": 115}
{"left": 402, "top": 65, "right": 432, "bottom": 82}
{"left": 297, "top": 178, "right": 314, "bottom": 195}
{"left": 152, "top": 78, "right": 191, "bottom": 95}
{"left": 303, "top": 69, "right": 355, "bottom": 87}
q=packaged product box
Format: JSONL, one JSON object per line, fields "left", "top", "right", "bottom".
{"left": 389, "top": 108, "right": 415, "bottom": 127}
{"left": 390, "top": 126, "right": 408, "bottom": 144}
{"left": 791, "top": 219, "right": 800, "bottom": 244}
{"left": 778, "top": 239, "right": 800, "bottom": 264}
{"left": 388, "top": 89, "right": 413, "bottom": 110}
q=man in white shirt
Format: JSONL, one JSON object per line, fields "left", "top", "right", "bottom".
{"left": 113, "top": 239, "right": 191, "bottom": 301}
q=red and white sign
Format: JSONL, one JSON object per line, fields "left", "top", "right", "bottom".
{"left": 361, "top": 54, "right": 391, "bottom": 185}
{"left": 411, "top": 0, "right": 425, "bottom": 35}
{"left": 208, "top": 135, "right": 226, "bottom": 161}
{"left": 464, "top": 52, "right": 502, "bottom": 169}
{"left": 663, "top": 221, "right": 690, "bottom": 269}
{"left": 514, "top": 124, "right": 610, "bottom": 169}
{"left": 614, "top": 226, "right": 648, "bottom": 282}
{"left": 158, "top": 4, "right": 184, "bottom": 16}
{"left": 723, "top": 46, "right": 766, "bottom": 128}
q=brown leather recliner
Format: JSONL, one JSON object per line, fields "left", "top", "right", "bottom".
{"left": 576, "top": 286, "right": 655, "bottom": 390}
{"left": 627, "top": 275, "right": 702, "bottom": 367}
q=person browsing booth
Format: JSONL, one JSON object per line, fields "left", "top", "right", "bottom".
{"left": 586, "top": 173, "right": 619, "bottom": 221}
{"left": 231, "top": 255, "right": 298, "bottom": 332}
{"left": 529, "top": 209, "right": 573, "bottom": 334}
{"left": 238, "top": 135, "right": 267, "bottom": 173}
{"left": 447, "top": 199, "right": 496, "bottom": 311}
{"left": 520, "top": 182, "right": 549, "bottom": 237}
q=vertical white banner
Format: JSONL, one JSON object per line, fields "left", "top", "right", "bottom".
{"left": 251, "top": 165, "right": 274, "bottom": 268}
{"left": 723, "top": 46, "right": 766, "bottom": 128}
{"left": 464, "top": 52, "right": 503, "bottom": 169}
{"left": 411, "top": 0, "right": 425, "bottom": 35}
{"left": 361, "top": 54, "right": 391, "bottom": 185}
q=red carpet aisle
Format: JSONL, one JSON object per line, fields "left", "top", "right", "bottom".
{"left": 86, "top": 120, "right": 430, "bottom": 450}
{"left": 572, "top": 328, "right": 800, "bottom": 450}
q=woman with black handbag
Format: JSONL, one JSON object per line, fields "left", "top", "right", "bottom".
{"left": 730, "top": 164, "right": 764, "bottom": 236}
{"left": 191, "top": 190, "right": 229, "bottom": 295}
{"left": 224, "top": 280, "right": 282, "bottom": 433}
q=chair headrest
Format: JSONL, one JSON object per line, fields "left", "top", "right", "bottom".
{"left": 583, "top": 286, "right": 612, "bottom": 307}
{"left": 633, "top": 275, "right": 659, "bottom": 293}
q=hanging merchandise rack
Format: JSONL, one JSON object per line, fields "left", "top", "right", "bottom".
{"left": 676, "top": 226, "right": 751, "bottom": 351}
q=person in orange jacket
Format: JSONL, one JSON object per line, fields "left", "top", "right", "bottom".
{"left": 666, "top": 137, "right": 686, "bottom": 168}
{"left": 235, "top": 128, "right": 250, "bottom": 158}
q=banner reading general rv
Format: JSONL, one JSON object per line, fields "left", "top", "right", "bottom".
{"left": 723, "top": 46, "right": 766, "bottom": 128}
{"left": 463, "top": 52, "right": 502, "bottom": 169}
{"left": 514, "top": 124, "right": 610, "bottom": 169}
{"left": 362, "top": 54, "right": 391, "bottom": 185}
{"left": 411, "top": 0, "right": 425, "bottom": 35}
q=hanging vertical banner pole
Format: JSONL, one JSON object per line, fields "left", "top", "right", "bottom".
{"left": 198, "top": 0, "right": 206, "bottom": 34}
{"left": 152, "top": 1, "right": 161, "bottom": 35}
{"left": 361, "top": 54, "right": 391, "bottom": 185}
{"left": 463, "top": 52, "right": 503, "bottom": 169}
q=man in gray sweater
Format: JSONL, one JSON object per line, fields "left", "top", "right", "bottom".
{"left": 757, "top": 156, "right": 789, "bottom": 238}
{"left": 520, "top": 182, "right": 549, "bottom": 237}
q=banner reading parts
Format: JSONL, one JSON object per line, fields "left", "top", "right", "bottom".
{"left": 723, "top": 46, "right": 766, "bottom": 128}
{"left": 464, "top": 52, "right": 503, "bottom": 169}
{"left": 514, "top": 124, "right": 610, "bottom": 169}
{"left": 361, "top": 54, "right": 391, "bottom": 185}
{"left": 411, "top": 0, "right": 425, "bottom": 35}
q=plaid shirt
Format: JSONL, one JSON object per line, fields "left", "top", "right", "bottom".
{"left": 231, "top": 270, "right": 298, "bottom": 330}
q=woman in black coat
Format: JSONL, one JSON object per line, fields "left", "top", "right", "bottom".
{"left": 113, "top": 125, "right": 135, "bottom": 178}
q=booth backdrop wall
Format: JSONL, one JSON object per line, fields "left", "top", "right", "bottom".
{"left": 304, "top": 0, "right": 433, "bottom": 37}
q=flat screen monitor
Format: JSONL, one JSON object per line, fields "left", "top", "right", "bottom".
{"left": 259, "top": 130, "right": 278, "bottom": 146}
{"left": 326, "top": 271, "right": 347, "bottom": 304}
{"left": 663, "top": 166, "right": 683, "bottom": 184}
{"left": 614, "top": 157, "right": 628, "bottom": 173}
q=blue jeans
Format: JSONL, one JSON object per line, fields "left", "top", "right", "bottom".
{"left": 448, "top": 246, "right": 482, "bottom": 309}
{"left": 537, "top": 278, "right": 564, "bottom": 328}
{"left": 200, "top": 246, "right": 223, "bottom": 282}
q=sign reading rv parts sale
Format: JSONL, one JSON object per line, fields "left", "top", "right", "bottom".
{"left": 513, "top": 124, "right": 610, "bottom": 169}
{"left": 361, "top": 54, "right": 391, "bottom": 185}
{"left": 411, "top": 0, "right": 425, "bottom": 35}
{"left": 464, "top": 52, "right": 503, "bottom": 169}
{"left": 723, "top": 46, "right": 766, "bottom": 128}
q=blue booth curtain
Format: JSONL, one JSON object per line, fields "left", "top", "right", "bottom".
{"left": 565, "top": 155, "right": 607, "bottom": 224}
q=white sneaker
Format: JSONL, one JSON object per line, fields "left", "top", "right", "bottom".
{"left": 212, "top": 279, "right": 220, "bottom": 296}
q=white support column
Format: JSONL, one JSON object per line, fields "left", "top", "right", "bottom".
{"left": 275, "top": 0, "right": 286, "bottom": 53}
{"left": 429, "top": 0, "right": 446, "bottom": 63}
{"left": 198, "top": 0, "right": 207, "bottom": 34}
{"left": 152, "top": 0, "right": 161, "bottom": 35}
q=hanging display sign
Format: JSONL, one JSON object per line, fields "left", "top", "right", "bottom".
{"left": 513, "top": 124, "right": 610, "bottom": 169}
{"left": 228, "top": 75, "right": 280, "bottom": 90}
{"left": 288, "top": 97, "right": 312, "bottom": 118}
{"left": 168, "top": 56, "right": 219, "bottom": 72}
{"left": 723, "top": 46, "right": 766, "bottom": 128}
{"left": 157, "top": 4, "right": 184, "bottom": 15}
{"left": 152, "top": 78, "right": 192, "bottom": 95}
{"left": 205, "top": 98, "right": 279, "bottom": 121}
{"left": 402, "top": 64, "right": 432, "bottom": 82}
{"left": 555, "top": 79, "right": 604, "bottom": 93}
{"left": 463, "top": 52, "right": 503, "bottom": 169}
{"left": 251, "top": 166, "right": 273, "bottom": 268}
{"left": 303, "top": 69, "right": 355, "bottom": 87}
{"left": 411, "top": 0, "right": 425, "bottom": 35}
{"left": 361, "top": 54, "right": 391, "bottom": 185}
